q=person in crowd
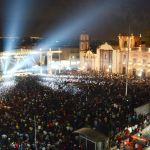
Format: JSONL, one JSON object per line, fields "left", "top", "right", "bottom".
{"left": 0, "top": 73, "right": 149, "bottom": 149}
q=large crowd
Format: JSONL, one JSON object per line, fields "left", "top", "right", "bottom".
{"left": 0, "top": 73, "right": 150, "bottom": 149}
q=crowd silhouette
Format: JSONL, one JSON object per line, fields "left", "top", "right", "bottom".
{"left": 0, "top": 74, "right": 149, "bottom": 149}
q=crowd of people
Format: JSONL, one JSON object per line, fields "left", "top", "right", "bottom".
{"left": 0, "top": 73, "right": 149, "bottom": 149}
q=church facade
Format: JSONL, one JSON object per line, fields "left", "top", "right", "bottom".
{"left": 80, "top": 33, "right": 150, "bottom": 77}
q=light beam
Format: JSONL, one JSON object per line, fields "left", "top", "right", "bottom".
{"left": 10, "top": 0, "right": 122, "bottom": 74}
{"left": 2, "top": 0, "right": 34, "bottom": 74}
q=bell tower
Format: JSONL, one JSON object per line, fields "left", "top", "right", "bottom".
{"left": 80, "top": 33, "right": 90, "bottom": 51}
{"left": 118, "top": 34, "right": 141, "bottom": 50}
{"left": 79, "top": 33, "right": 90, "bottom": 71}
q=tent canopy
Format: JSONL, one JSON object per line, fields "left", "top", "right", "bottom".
{"left": 74, "top": 128, "right": 109, "bottom": 142}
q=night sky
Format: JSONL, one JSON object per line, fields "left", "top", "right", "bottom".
{"left": 0, "top": 0, "right": 150, "bottom": 40}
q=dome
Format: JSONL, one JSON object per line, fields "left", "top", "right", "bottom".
{"left": 99, "top": 42, "right": 114, "bottom": 50}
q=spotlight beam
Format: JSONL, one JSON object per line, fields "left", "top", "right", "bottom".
{"left": 2, "top": 0, "right": 34, "bottom": 74}
{"left": 35, "top": 0, "right": 122, "bottom": 50}
{"left": 10, "top": 0, "right": 121, "bottom": 73}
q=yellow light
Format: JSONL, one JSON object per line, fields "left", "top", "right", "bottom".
{"left": 106, "top": 68, "right": 109, "bottom": 72}
{"left": 109, "top": 65, "right": 112, "bottom": 68}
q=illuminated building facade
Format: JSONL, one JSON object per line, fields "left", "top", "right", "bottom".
{"left": 0, "top": 37, "right": 79, "bottom": 74}
{"left": 80, "top": 33, "right": 150, "bottom": 77}
{"left": 0, "top": 35, "right": 150, "bottom": 77}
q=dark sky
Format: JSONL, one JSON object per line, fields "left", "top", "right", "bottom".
{"left": 0, "top": 0, "right": 150, "bottom": 40}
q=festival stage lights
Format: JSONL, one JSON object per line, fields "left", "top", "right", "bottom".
{"left": 6, "top": 0, "right": 121, "bottom": 74}
{"left": 2, "top": 0, "right": 34, "bottom": 74}
{"left": 8, "top": 50, "right": 43, "bottom": 74}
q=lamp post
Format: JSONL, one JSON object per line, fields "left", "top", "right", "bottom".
{"left": 58, "top": 48, "right": 61, "bottom": 74}
{"left": 40, "top": 48, "right": 42, "bottom": 75}
{"left": 125, "top": 37, "right": 130, "bottom": 97}
{"left": 49, "top": 48, "right": 52, "bottom": 75}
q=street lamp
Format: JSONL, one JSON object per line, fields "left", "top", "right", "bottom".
{"left": 58, "top": 48, "right": 61, "bottom": 74}
{"left": 49, "top": 48, "right": 52, "bottom": 75}
{"left": 125, "top": 38, "right": 130, "bottom": 97}
{"left": 40, "top": 48, "right": 42, "bottom": 75}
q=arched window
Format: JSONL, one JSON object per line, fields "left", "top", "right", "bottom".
{"left": 105, "top": 54, "right": 107, "bottom": 59}
{"left": 133, "top": 68, "right": 136, "bottom": 76}
{"left": 122, "top": 67, "right": 126, "bottom": 74}
{"left": 124, "top": 41, "right": 127, "bottom": 47}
